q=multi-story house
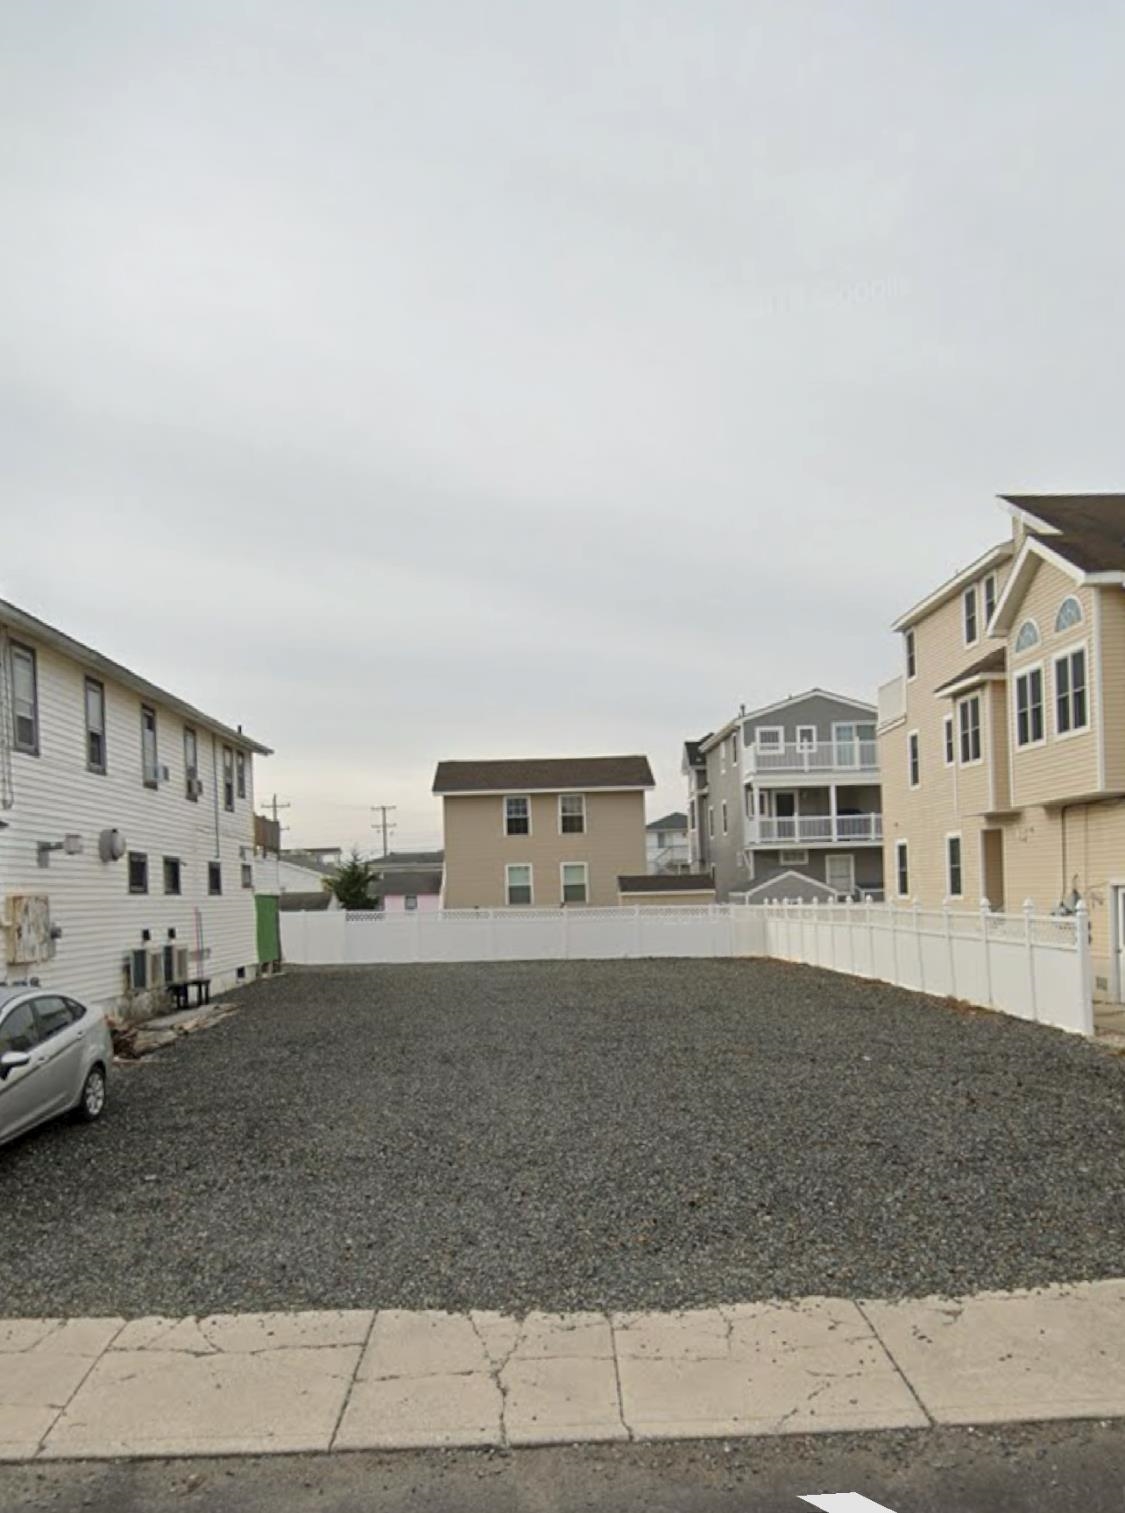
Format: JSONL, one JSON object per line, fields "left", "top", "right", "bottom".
{"left": 432, "top": 755, "right": 653, "bottom": 908}
{"left": 684, "top": 691, "right": 884, "bottom": 901}
{"left": 645, "top": 811, "right": 690, "bottom": 873}
{"left": 878, "top": 492, "right": 1125, "bottom": 1000}
{"left": 1, "top": 599, "right": 270, "bottom": 1017}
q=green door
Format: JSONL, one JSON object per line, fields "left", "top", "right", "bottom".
{"left": 256, "top": 895, "right": 281, "bottom": 965}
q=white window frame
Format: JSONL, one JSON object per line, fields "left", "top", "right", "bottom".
{"left": 907, "top": 730, "right": 920, "bottom": 788}
{"left": 796, "top": 724, "right": 816, "bottom": 748}
{"left": 141, "top": 705, "right": 159, "bottom": 788}
{"left": 905, "top": 627, "right": 916, "bottom": 680}
{"left": 943, "top": 713, "right": 954, "bottom": 767}
{"left": 560, "top": 861, "right": 589, "bottom": 905}
{"left": 825, "top": 852, "right": 855, "bottom": 895}
{"left": 958, "top": 694, "right": 982, "bottom": 766}
{"left": 755, "top": 726, "right": 783, "bottom": 750}
{"left": 778, "top": 847, "right": 808, "bottom": 865}
{"left": 183, "top": 726, "right": 199, "bottom": 801}
{"left": 1053, "top": 642, "right": 1090, "bottom": 740}
{"left": 1055, "top": 596, "right": 1083, "bottom": 634}
{"left": 983, "top": 573, "right": 997, "bottom": 628}
{"left": 10, "top": 642, "right": 39, "bottom": 755}
{"left": 558, "top": 793, "right": 586, "bottom": 835}
{"left": 504, "top": 795, "right": 531, "bottom": 837}
{"left": 84, "top": 675, "right": 107, "bottom": 774}
{"left": 1013, "top": 662, "right": 1045, "bottom": 749}
{"left": 945, "top": 832, "right": 963, "bottom": 899}
{"left": 895, "top": 839, "right": 910, "bottom": 898}
{"left": 963, "top": 584, "right": 979, "bottom": 646}
{"left": 505, "top": 862, "right": 533, "bottom": 906}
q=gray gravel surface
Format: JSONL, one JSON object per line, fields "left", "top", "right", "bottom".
{"left": 2, "top": 959, "right": 1125, "bottom": 1317}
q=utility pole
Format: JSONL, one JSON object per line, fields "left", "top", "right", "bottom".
{"left": 371, "top": 804, "right": 397, "bottom": 858}
{"left": 260, "top": 793, "right": 291, "bottom": 849}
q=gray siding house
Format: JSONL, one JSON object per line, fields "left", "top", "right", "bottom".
{"left": 684, "top": 690, "right": 884, "bottom": 902}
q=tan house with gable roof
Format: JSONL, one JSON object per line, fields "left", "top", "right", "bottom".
{"left": 878, "top": 493, "right": 1125, "bottom": 1000}
{"left": 433, "top": 756, "right": 653, "bottom": 909}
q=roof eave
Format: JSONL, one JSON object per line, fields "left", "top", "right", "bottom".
{"left": 891, "top": 542, "right": 1014, "bottom": 633}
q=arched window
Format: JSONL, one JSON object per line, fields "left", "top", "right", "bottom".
{"left": 1015, "top": 619, "right": 1040, "bottom": 653}
{"left": 1055, "top": 596, "right": 1083, "bottom": 633}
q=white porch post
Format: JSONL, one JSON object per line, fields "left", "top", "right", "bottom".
{"left": 829, "top": 782, "right": 838, "bottom": 843}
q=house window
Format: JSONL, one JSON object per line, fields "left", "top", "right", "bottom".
{"left": 731, "top": 732, "right": 739, "bottom": 764}
{"left": 141, "top": 705, "right": 158, "bottom": 787}
{"left": 963, "top": 586, "right": 978, "bottom": 645}
{"left": 504, "top": 796, "right": 530, "bottom": 836}
{"left": 943, "top": 714, "right": 955, "bottom": 766}
{"left": 559, "top": 794, "right": 585, "bottom": 834}
{"left": 958, "top": 695, "right": 982, "bottom": 763}
{"left": 404, "top": 895, "right": 418, "bottom": 912}
{"left": 721, "top": 800, "right": 728, "bottom": 835}
{"left": 128, "top": 852, "right": 149, "bottom": 894}
{"left": 506, "top": 863, "right": 532, "bottom": 906}
{"left": 825, "top": 853, "right": 855, "bottom": 896}
{"left": 707, "top": 806, "right": 714, "bottom": 838}
{"left": 895, "top": 840, "right": 909, "bottom": 897}
{"left": 561, "top": 862, "right": 588, "bottom": 904}
{"left": 10, "top": 642, "right": 39, "bottom": 754}
{"left": 163, "top": 856, "right": 182, "bottom": 895}
{"left": 184, "top": 726, "right": 199, "bottom": 800}
{"left": 1015, "top": 667, "right": 1044, "bottom": 746}
{"left": 908, "top": 731, "right": 920, "bottom": 788}
{"left": 689, "top": 799, "right": 696, "bottom": 831}
{"left": 1056, "top": 597, "right": 1083, "bottom": 633}
{"left": 983, "top": 574, "right": 997, "bottom": 626}
{"left": 85, "top": 677, "right": 107, "bottom": 773}
{"left": 946, "top": 834, "right": 963, "bottom": 897}
{"left": 208, "top": 861, "right": 222, "bottom": 896}
{"left": 796, "top": 725, "right": 816, "bottom": 748}
{"left": 1055, "top": 648, "right": 1088, "bottom": 735}
{"left": 905, "top": 628, "right": 916, "bottom": 680}
{"left": 241, "top": 863, "right": 253, "bottom": 889}
{"left": 222, "top": 746, "right": 235, "bottom": 812}
{"left": 1015, "top": 619, "right": 1040, "bottom": 653}
{"left": 236, "top": 750, "right": 247, "bottom": 799}
{"left": 779, "top": 848, "right": 808, "bottom": 865}
{"left": 756, "top": 727, "right": 782, "bottom": 749}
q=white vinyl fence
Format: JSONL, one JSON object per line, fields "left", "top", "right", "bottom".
{"left": 760, "top": 898, "right": 1093, "bottom": 1036}
{"left": 282, "top": 905, "right": 768, "bottom": 967}
{"left": 280, "top": 898, "right": 1094, "bottom": 1036}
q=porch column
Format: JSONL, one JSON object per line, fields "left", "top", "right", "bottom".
{"left": 829, "top": 783, "right": 838, "bottom": 843}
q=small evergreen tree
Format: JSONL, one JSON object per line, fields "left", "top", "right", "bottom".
{"left": 326, "top": 848, "right": 376, "bottom": 910}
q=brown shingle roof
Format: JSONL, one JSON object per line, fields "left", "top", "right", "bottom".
{"left": 433, "top": 756, "right": 654, "bottom": 794}
{"left": 1004, "top": 495, "right": 1125, "bottom": 573}
{"left": 933, "top": 648, "right": 1006, "bottom": 696}
{"left": 617, "top": 873, "right": 715, "bottom": 893}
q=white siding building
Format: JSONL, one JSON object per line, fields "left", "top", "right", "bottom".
{"left": 0, "top": 600, "right": 271, "bottom": 1019}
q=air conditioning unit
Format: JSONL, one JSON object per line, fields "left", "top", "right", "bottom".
{"left": 187, "top": 777, "right": 204, "bottom": 799}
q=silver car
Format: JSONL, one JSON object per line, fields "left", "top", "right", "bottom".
{"left": 0, "top": 983, "right": 112, "bottom": 1145}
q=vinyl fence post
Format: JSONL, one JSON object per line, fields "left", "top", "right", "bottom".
{"left": 1023, "top": 898, "right": 1038, "bottom": 1022}
{"left": 1075, "top": 898, "right": 1094, "bottom": 1035}
{"left": 633, "top": 904, "right": 643, "bottom": 958}
{"left": 866, "top": 896, "right": 875, "bottom": 979}
{"left": 562, "top": 903, "right": 570, "bottom": 960}
{"left": 913, "top": 900, "right": 924, "bottom": 992}
{"left": 411, "top": 908, "right": 422, "bottom": 964}
{"left": 945, "top": 906, "right": 956, "bottom": 1000}
{"left": 980, "top": 897, "right": 994, "bottom": 1007}
{"left": 890, "top": 901, "right": 899, "bottom": 985}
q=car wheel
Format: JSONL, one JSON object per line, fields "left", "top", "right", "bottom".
{"left": 76, "top": 1066, "right": 107, "bottom": 1123}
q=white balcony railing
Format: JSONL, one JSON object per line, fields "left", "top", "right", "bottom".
{"left": 744, "top": 740, "right": 879, "bottom": 776}
{"left": 746, "top": 813, "right": 883, "bottom": 845}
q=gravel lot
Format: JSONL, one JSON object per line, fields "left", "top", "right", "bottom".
{"left": 2, "top": 959, "right": 1125, "bottom": 1318}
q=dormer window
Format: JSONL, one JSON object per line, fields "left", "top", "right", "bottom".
{"left": 1015, "top": 620, "right": 1040, "bottom": 653}
{"left": 1056, "top": 597, "right": 1083, "bottom": 633}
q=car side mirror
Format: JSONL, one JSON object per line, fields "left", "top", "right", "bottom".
{"left": 0, "top": 1049, "right": 32, "bottom": 1077}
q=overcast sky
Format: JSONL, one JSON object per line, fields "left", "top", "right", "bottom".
{"left": 4, "top": 2, "right": 1124, "bottom": 851}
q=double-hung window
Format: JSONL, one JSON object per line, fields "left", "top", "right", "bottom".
{"left": 559, "top": 794, "right": 585, "bottom": 834}
{"left": 128, "top": 852, "right": 149, "bottom": 894}
{"left": 946, "top": 835, "right": 963, "bottom": 898}
{"left": 236, "top": 750, "right": 247, "bottom": 799}
{"left": 85, "top": 677, "right": 106, "bottom": 772}
{"left": 1015, "top": 667, "right": 1044, "bottom": 747}
{"left": 943, "top": 714, "right": 955, "bottom": 766}
{"left": 11, "top": 643, "right": 39, "bottom": 754}
{"left": 908, "top": 731, "right": 920, "bottom": 787}
{"left": 983, "top": 573, "right": 997, "bottom": 627}
{"left": 721, "top": 800, "right": 728, "bottom": 834}
{"left": 163, "top": 856, "right": 182, "bottom": 895}
{"left": 959, "top": 695, "right": 982, "bottom": 764}
{"left": 141, "top": 705, "right": 158, "bottom": 786}
{"left": 208, "top": 861, "right": 222, "bottom": 896}
{"left": 505, "top": 863, "right": 532, "bottom": 906}
{"left": 895, "top": 840, "right": 909, "bottom": 897}
{"left": 905, "top": 628, "right": 916, "bottom": 680}
{"left": 504, "top": 796, "right": 530, "bottom": 836}
{"left": 184, "top": 727, "right": 199, "bottom": 799}
{"left": 1055, "top": 648, "right": 1088, "bottom": 735}
{"left": 222, "top": 746, "right": 235, "bottom": 812}
{"left": 963, "top": 586, "right": 979, "bottom": 645}
{"left": 796, "top": 725, "right": 816, "bottom": 749}
{"left": 561, "top": 862, "right": 588, "bottom": 904}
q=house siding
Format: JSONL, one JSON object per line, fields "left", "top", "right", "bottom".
{"left": 441, "top": 790, "right": 647, "bottom": 908}
{"left": 1, "top": 636, "right": 260, "bottom": 1019}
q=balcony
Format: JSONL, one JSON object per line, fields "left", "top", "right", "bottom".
{"left": 746, "top": 813, "right": 883, "bottom": 846}
{"left": 743, "top": 740, "right": 879, "bottom": 778}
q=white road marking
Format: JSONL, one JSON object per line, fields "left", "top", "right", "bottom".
{"left": 800, "top": 1496, "right": 902, "bottom": 1513}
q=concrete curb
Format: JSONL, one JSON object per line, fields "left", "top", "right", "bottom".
{"left": 3, "top": 1280, "right": 1125, "bottom": 1460}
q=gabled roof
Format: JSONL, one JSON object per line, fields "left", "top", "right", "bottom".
{"left": 432, "top": 755, "right": 654, "bottom": 795}
{"left": 933, "top": 649, "right": 1007, "bottom": 698}
{"left": 1000, "top": 493, "right": 1125, "bottom": 545}
{"left": 699, "top": 690, "right": 875, "bottom": 752}
{"left": 683, "top": 738, "right": 709, "bottom": 768}
{"left": 989, "top": 528, "right": 1125, "bottom": 636}
{"left": 647, "top": 810, "right": 688, "bottom": 832}
{"left": 732, "top": 869, "right": 838, "bottom": 902}
{"left": 890, "top": 542, "right": 1014, "bottom": 634}
{"left": 0, "top": 597, "right": 272, "bottom": 754}
{"left": 617, "top": 873, "right": 715, "bottom": 894}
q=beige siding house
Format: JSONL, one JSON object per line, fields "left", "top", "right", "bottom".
{"left": 878, "top": 493, "right": 1125, "bottom": 1000}
{"left": 433, "top": 756, "right": 653, "bottom": 909}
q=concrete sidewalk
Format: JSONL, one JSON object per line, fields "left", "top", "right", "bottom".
{"left": 3, "top": 1281, "right": 1125, "bottom": 1461}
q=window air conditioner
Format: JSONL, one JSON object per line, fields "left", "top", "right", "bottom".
{"left": 187, "top": 777, "right": 204, "bottom": 799}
